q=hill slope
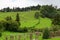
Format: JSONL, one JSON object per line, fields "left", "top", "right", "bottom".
{"left": 0, "top": 11, "right": 52, "bottom": 28}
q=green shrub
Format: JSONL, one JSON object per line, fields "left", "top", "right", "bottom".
{"left": 18, "top": 27, "right": 28, "bottom": 32}
{"left": 0, "top": 32, "right": 2, "bottom": 37}
{"left": 0, "top": 21, "right": 6, "bottom": 37}
{"left": 43, "top": 28, "right": 50, "bottom": 39}
{"left": 34, "top": 12, "right": 40, "bottom": 19}
{"left": 5, "top": 20, "right": 19, "bottom": 32}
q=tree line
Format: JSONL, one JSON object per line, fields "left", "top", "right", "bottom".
{"left": 0, "top": 4, "right": 60, "bottom": 12}
{"left": 0, "top": 4, "right": 41, "bottom": 12}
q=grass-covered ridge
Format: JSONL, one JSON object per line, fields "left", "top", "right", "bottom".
{"left": 0, "top": 11, "right": 52, "bottom": 28}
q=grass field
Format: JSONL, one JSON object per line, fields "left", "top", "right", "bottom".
{"left": 0, "top": 11, "right": 59, "bottom": 40}
{"left": 0, "top": 31, "right": 60, "bottom": 40}
{"left": 0, "top": 11, "right": 52, "bottom": 28}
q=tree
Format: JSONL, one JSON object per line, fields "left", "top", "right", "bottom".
{"left": 15, "top": 7, "right": 20, "bottom": 12}
{"left": 51, "top": 25, "right": 59, "bottom": 32}
{"left": 6, "top": 7, "right": 11, "bottom": 12}
{"left": 40, "top": 5, "right": 57, "bottom": 19}
{"left": 43, "top": 28, "right": 50, "bottom": 39}
{"left": 4, "top": 20, "right": 19, "bottom": 32}
{"left": 36, "top": 4, "right": 41, "bottom": 10}
{"left": 52, "top": 14, "right": 60, "bottom": 25}
{"left": 16, "top": 13, "right": 20, "bottom": 25}
{"left": 34, "top": 12, "right": 40, "bottom": 19}
{"left": 2, "top": 8, "right": 6, "bottom": 12}
{"left": 12, "top": 7, "right": 15, "bottom": 12}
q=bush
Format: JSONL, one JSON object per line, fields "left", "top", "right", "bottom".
{"left": 0, "top": 21, "right": 5, "bottom": 31}
{"left": 5, "top": 16, "right": 12, "bottom": 21}
{"left": 52, "top": 14, "right": 60, "bottom": 25}
{"left": 0, "top": 21, "right": 6, "bottom": 37}
{"left": 43, "top": 28, "right": 50, "bottom": 39}
{"left": 34, "top": 12, "right": 40, "bottom": 19}
{"left": 0, "top": 20, "right": 20, "bottom": 32}
{"left": 5, "top": 20, "right": 19, "bottom": 32}
{"left": 0, "top": 32, "right": 2, "bottom": 37}
{"left": 18, "top": 27, "right": 28, "bottom": 32}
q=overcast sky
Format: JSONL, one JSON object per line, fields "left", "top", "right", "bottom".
{"left": 0, "top": 0, "right": 60, "bottom": 9}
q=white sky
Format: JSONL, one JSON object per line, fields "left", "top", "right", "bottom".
{"left": 0, "top": 0, "right": 60, "bottom": 9}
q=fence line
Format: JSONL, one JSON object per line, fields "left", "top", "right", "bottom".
{"left": 5, "top": 32, "right": 41, "bottom": 40}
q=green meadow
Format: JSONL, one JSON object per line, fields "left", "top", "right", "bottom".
{"left": 0, "top": 11, "right": 60, "bottom": 40}
{"left": 0, "top": 11, "right": 52, "bottom": 28}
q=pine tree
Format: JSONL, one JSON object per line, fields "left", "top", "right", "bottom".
{"left": 16, "top": 13, "right": 20, "bottom": 25}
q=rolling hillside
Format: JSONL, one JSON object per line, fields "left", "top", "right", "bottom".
{"left": 0, "top": 11, "right": 52, "bottom": 28}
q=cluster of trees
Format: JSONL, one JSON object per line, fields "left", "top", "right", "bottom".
{"left": 34, "top": 5, "right": 60, "bottom": 39}
{"left": 0, "top": 5, "right": 41, "bottom": 12}
{"left": 40, "top": 5, "right": 57, "bottom": 19}
{"left": 34, "top": 5, "right": 58, "bottom": 19}
{"left": 0, "top": 13, "right": 35, "bottom": 37}
{"left": 41, "top": 5, "right": 60, "bottom": 39}
{"left": 34, "top": 5, "right": 60, "bottom": 26}
{"left": 0, "top": 13, "right": 20, "bottom": 37}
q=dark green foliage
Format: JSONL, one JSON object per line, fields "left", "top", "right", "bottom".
{"left": 0, "top": 20, "right": 20, "bottom": 33}
{"left": 0, "top": 32, "right": 2, "bottom": 37}
{"left": 0, "top": 21, "right": 4, "bottom": 30}
{"left": 6, "top": 7, "right": 10, "bottom": 12}
{"left": 36, "top": 4, "right": 41, "bottom": 10}
{"left": 0, "top": 20, "right": 20, "bottom": 32}
{"left": 43, "top": 28, "right": 50, "bottom": 39}
{"left": 16, "top": 13, "right": 20, "bottom": 25}
{"left": 40, "top": 5, "right": 57, "bottom": 19}
{"left": 3, "top": 16, "right": 20, "bottom": 32}
{"left": 2, "top": 7, "right": 11, "bottom": 12}
{"left": 16, "top": 13, "right": 20, "bottom": 22}
{"left": 34, "top": 12, "right": 40, "bottom": 19}
{"left": 51, "top": 25, "right": 59, "bottom": 32}
{"left": 0, "top": 21, "right": 6, "bottom": 32}
{"left": 52, "top": 14, "right": 60, "bottom": 25}
{"left": 5, "top": 20, "right": 19, "bottom": 32}
{"left": 2, "top": 14, "right": 20, "bottom": 32}
{"left": 5, "top": 16, "right": 12, "bottom": 21}
{"left": 18, "top": 27, "right": 28, "bottom": 32}
{"left": 0, "top": 5, "right": 41, "bottom": 12}
{"left": 0, "top": 21, "right": 6, "bottom": 37}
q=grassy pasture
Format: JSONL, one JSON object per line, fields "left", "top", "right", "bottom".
{"left": 0, "top": 11, "right": 52, "bottom": 28}
{"left": 0, "top": 11, "right": 53, "bottom": 40}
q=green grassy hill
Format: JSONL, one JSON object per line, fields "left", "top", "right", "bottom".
{"left": 0, "top": 11, "right": 52, "bottom": 28}
{"left": 0, "top": 11, "right": 53, "bottom": 40}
